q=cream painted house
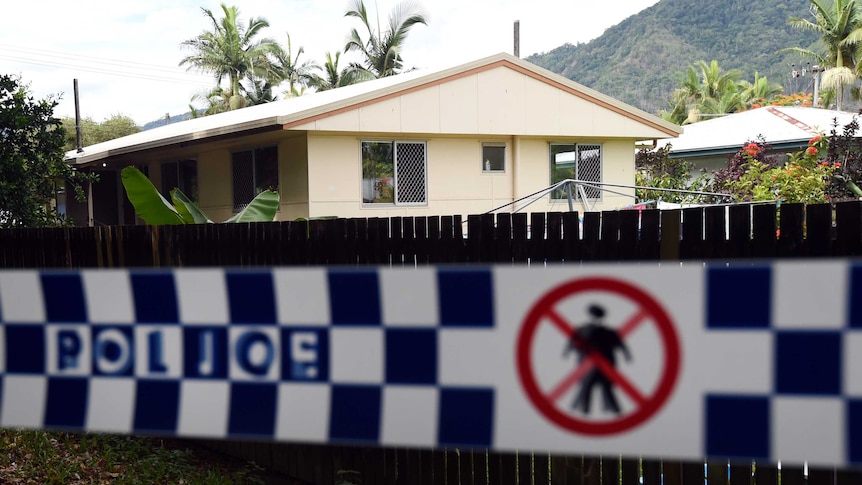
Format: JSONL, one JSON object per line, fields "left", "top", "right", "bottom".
{"left": 64, "top": 53, "right": 681, "bottom": 226}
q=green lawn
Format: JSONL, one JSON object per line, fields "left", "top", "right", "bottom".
{"left": 0, "top": 429, "right": 274, "bottom": 484}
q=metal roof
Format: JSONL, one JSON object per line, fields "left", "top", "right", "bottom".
{"left": 65, "top": 52, "right": 680, "bottom": 165}
{"left": 663, "top": 106, "right": 859, "bottom": 157}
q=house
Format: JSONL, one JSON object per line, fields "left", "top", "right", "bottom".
{"left": 662, "top": 106, "right": 860, "bottom": 172}
{"left": 63, "top": 53, "right": 681, "bottom": 226}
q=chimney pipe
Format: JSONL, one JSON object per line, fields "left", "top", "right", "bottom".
{"left": 514, "top": 20, "right": 520, "bottom": 58}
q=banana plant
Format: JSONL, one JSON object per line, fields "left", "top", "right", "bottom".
{"left": 120, "top": 166, "right": 279, "bottom": 224}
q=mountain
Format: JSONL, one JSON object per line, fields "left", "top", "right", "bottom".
{"left": 526, "top": 0, "right": 820, "bottom": 114}
{"left": 142, "top": 112, "right": 194, "bottom": 131}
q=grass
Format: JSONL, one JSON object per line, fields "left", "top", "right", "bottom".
{"left": 0, "top": 429, "right": 273, "bottom": 484}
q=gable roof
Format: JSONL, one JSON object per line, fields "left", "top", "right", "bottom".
{"left": 66, "top": 53, "right": 681, "bottom": 166}
{"left": 664, "top": 106, "right": 859, "bottom": 158}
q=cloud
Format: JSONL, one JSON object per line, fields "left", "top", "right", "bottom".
{"left": 1, "top": 0, "right": 659, "bottom": 125}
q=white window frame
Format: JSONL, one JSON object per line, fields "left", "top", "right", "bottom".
{"left": 549, "top": 142, "right": 603, "bottom": 201}
{"left": 361, "top": 140, "right": 428, "bottom": 206}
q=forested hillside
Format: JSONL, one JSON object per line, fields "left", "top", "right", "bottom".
{"left": 526, "top": 0, "right": 819, "bottom": 114}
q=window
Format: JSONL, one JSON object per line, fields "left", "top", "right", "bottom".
{"left": 161, "top": 159, "right": 198, "bottom": 201}
{"left": 232, "top": 146, "right": 278, "bottom": 211}
{"left": 482, "top": 143, "right": 505, "bottom": 172}
{"left": 361, "top": 141, "right": 427, "bottom": 205}
{"left": 550, "top": 143, "right": 602, "bottom": 199}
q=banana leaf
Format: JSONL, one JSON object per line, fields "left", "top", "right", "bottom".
{"left": 171, "top": 188, "right": 212, "bottom": 223}
{"left": 225, "top": 190, "right": 280, "bottom": 222}
{"left": 120, "top": 166, "right": 185, "bottom": 225}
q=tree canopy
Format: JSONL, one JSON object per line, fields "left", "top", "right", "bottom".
{"left": 344, "top": 0, "right": 428, "bottom": 78}
{"left": 661, "top": 60, "right": 784, "bottom": 124}
{"left": 178, "top": 2, "right": 429, "bottom": 115}
{"left": 60, "top": 114, "right": 140, "bottom": 152}
{"left": 179, "top": 3, "right": 281, "bottom": 111}
{"left": 0, "top": 75, "right": 95, "bottom": 228}
{"left": 784, "top": 0, "right": 862, "bottom": 108}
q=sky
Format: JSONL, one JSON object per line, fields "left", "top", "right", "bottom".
{"left": 1, "top": 0, "right": 661, "bottom": 126}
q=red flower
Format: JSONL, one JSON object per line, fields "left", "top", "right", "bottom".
{"left": 742, "top": 143, "right": 761, "bottom": 157}
{"left": 806, "top": 147, "right": 818, "bottom": 156}
{"left": 809, "top": 135, "right": 823, "bottom": 145}
{"left": 834, "top": 162, "right": 842, "bottom": 168}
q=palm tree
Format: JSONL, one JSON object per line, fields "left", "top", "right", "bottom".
{"left": 661, "top": 60, "right": 743, "bottom": 124}
{"left": 739, "top": 72, "right": 784, "bottom": 108}
{"left": 344, "top": 0, "right": 428, "bottom": 78}
{"left": 271, "top": 32, "right": 319, "bottom": 97}
{"left": 785, "top": 0, "right": 862, "bottom": 109}
{"left": 308, "top": 51, "right": 374, "bottom": 91}
{"left": 189, "top": 86, "right": 231, "bottom": 118}
{"left": 179, "top": 3, "right": 280, "bottom": 110}
{"left": 245, "top": 78, "right": 278, "bottom": 105}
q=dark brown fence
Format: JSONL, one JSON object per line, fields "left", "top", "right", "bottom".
{"left": 2, "top": 201, "right": 862, "bottom": 484}
{"left": 197, "top": 442, "right": 860, "bottom": 485}
{"left": 1, "top": 201, "right": 861, "bottom": 269}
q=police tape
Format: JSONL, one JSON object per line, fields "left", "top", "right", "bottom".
{"left": 0, "top": 263, "right": 860, "bottom": 468}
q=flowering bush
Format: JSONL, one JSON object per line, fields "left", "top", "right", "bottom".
{"left": 711, "top": 137, "right": 782, "bottom": 197}
{"left": 722, "top": 134, "right": 835, "bottom": 203}
{"left": 757, "top": 93, "right": 813, "bottom": 107}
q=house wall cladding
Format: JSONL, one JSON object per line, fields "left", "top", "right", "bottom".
{"left": 305, "top": 135, "right": 635, "bottom": 220}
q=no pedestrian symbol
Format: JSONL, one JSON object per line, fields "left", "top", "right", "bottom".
{"left": 516, "top": 277, "right": 681, "bottom": 436}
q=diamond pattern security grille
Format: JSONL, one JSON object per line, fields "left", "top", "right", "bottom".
{"left": 395, "top": 142, "right": 426, "bottom": 204}
{"left": 577, "top": 144, "right": 602, "bottom": 199}
{"left": 232, "top": 151, "right": 255, "bottom": 211}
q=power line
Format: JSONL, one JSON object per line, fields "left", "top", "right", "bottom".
{"left": 0, "top": 54, "right": 214, "bottom": 87}
{"left": 0, "top": 44, "right": 215, "bottom": 87}
{"left": 0, "top": 43, "right": 206, "bottom": 77}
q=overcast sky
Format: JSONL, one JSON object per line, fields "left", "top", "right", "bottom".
{"left": 1, "top": 0, "right": 660, "bottom": 126}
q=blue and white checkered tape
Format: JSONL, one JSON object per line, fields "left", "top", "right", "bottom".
{"left": 0, "top": 262, "right": 860, "bottom": 467}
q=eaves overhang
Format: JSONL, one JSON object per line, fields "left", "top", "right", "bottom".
{"left": 668, "top": 138, "right": 811, "bottom": 159}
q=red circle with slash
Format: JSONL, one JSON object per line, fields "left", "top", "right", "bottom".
{"left": 516, "top": 277, "right": 681, "bottom": 435}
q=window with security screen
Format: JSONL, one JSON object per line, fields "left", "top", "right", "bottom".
{"left": 161, "top": 159, "right": 198, "bottom": 202}
{"left": 550, "top": 143, "right": 602, "bottom": 200}
{"left": 361, "top": 141, "right": 427, "bottom": 205}
{"left": 232, "top": 146, "right": 278, "bottom": 211}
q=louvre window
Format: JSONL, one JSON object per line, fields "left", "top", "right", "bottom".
{"left": 361, "top": 141, "right": 427, "bottom": 205}
{"left": 550, "top": 143, "right": 602, "bottom": 199}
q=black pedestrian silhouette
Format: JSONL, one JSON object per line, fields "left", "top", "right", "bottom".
{"left": 563, "top": 304, "right": 632, "bottom": 414}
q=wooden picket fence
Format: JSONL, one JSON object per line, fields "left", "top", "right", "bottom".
{"left": 1, "top": 200, "right": 862, "bottom": 484}
{"left": 0, "top": 201, "right": 861, "bottom": 269}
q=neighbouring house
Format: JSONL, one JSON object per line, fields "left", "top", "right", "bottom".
{"left": 64, "top": 53, "right": 680, "bottom": 226}
{"left": 662, "top": 106, "right": 860, "bottom": 172}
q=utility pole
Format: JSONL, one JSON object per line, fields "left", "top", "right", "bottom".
{"left": 812, "top": 65, "right": 823, "bottom": 108}
{"left": 73, "top": 79, "right": 83, "bottom": 153}
{"left": 791, "top": 62, "right": 823, "bottom": 107}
